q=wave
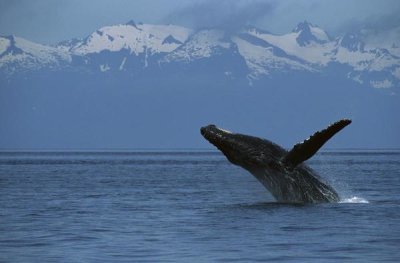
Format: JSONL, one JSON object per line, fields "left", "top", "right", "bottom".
{"left": 339, "top": 196, "right": 369, "bottom": 203}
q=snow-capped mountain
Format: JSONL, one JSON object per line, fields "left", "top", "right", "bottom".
{"left": 163, "top": 29, "right": 231, "bottom": 62}
{"left": 1, "top": 20, "right": 399, "bottom": 89}
{"left": 292, "top": 21, "right": 331, "bottom": 46}
{"left": 71, "top": 21, "right": 192, "bottom": 56}
{"left": 0, "top": 35, "right": 71, "bottom": 74}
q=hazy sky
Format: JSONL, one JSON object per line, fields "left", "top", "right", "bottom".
{"left": 0, "top": 0, "right": 399, "bottom": 44}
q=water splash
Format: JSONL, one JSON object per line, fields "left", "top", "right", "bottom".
{"left": 339, "top": 196, "right": 369, "bottom": 203}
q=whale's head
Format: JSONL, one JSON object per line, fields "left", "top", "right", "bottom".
{"left": 200, "top": 125, "right": 284, "bottom": 169}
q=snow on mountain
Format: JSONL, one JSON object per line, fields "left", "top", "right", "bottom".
{"left": 338, "top": 33, "right": 365, "bottom": 52}
{"left": 0, "top": 37, "right": 13, "bottom": 55}
{"left": 232, "top": 33, "right": 314, "bottom": 78}
{"left": 71, "top": 21, "right": 192, "bottom": 56}
{"left": 389, "top": 45, "right": 400, "bottom": 58}
{"left": 292, "top": 21, "right": 331, "bottom": 46}
{"left": 244, "top": 22, "right": 399, "bottom": 87}
{"left": 333, "top": 44, "right": 398, "bottom": 72}
{"left": 364, "top": 26, "right": 400, "bottom": 57}
{"left": 331, "top": 32, "right": 399, "bottom": 88}
{"left": 0, "top": 35, "right": 71, "bottom": 74}
{"left": 56, "top": 38, "right": 84, "bottom": 52}
{"left": 0, "top": 21, "right": 399, "bottom": 89}
{"left": 163, "top": 29, "right": 231, "bottom": 63}
{"left": 247, "top": 24, "right": 335, "bottom": 65}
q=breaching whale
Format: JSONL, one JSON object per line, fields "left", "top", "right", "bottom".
{"left": 200, "top": 119, "right": 352, "bottom": 203}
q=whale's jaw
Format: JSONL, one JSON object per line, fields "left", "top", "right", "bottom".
{"left": 201, "top": 125, "right": 240, "bottom": 164}
{"left": 200, "top": 124, "right": 277, "bottom": 168}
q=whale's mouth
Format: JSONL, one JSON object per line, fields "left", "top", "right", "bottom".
{"left": 200, "top": 125, "right": 229, "bottom": 150}
{"left": 200, "top": 125, "right": 229, "bottom": 146}
{"left": 200, "top": 124, "right": 242, "bottom": 165}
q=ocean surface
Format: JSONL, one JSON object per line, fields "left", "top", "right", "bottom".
{"left": 0, "top": 150, "right": 399, "bottom": 262}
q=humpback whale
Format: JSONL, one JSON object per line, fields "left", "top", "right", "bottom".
{"left": 200, "top": 119, "right": 352, "bottom": 203}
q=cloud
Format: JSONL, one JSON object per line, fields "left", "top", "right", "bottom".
{"left": 335, "top": 11, "right": 400, "bottom": 47}
{"left": 338, "top": 12, "right": 400, "bottom": 35}
{"left": 164, "top": 0, "right": 276, "bottom": 32}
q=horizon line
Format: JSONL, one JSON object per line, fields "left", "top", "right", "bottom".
{"left": 1, "top": 147, "right": 400, "bottom": 153}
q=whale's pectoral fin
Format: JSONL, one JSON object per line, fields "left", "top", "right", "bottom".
{"left": 282, "top": 119, "right": 352, "bottom": 168}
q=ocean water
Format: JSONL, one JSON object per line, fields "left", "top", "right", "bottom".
{"left": 0, "top": 150, "right": 399, "bottom": 262}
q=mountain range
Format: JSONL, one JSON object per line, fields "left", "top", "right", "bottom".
{"left": 0, "top": 21, "right": 399, "bottom": 149}
{"left": 1, "top": 20, "right": 399, "bottom": 89}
